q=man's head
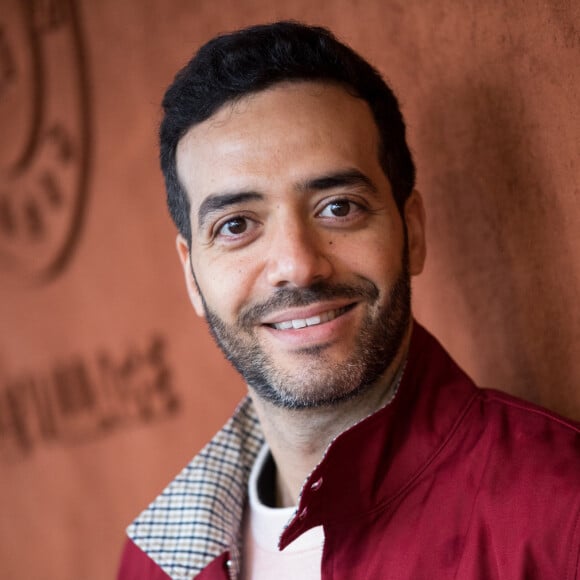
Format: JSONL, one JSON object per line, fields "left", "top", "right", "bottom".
{"left": 164, "top": 23, "right": 426, "bottom": 409}
{"left": 160, "top": 21, "right": 416, "bottom": 247}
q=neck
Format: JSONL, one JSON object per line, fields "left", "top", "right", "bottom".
{"left": 250, "top": 327, "right": 411, "bottom": 508}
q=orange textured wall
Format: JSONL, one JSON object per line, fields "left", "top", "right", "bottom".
{"left": 0, "top": 1, "right": 578, "bottom": 578}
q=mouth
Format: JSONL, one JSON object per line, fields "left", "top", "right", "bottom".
{"left": 265, "top": 303, "right": 356, "bottom": 330}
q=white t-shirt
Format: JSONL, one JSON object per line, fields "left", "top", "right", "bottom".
{"left": 241, "top": 444, "right": 324, "bottom": 579}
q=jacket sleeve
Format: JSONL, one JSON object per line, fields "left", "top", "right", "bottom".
{"left": 117, "top": 538, "right": 172, "bottom": 580}
{"left": 570, "top": 507, "right": 580, "bottom": 580}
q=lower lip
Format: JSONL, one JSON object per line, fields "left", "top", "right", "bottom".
{"left": 261, "top": 305, "right": 358, "bottom": 349}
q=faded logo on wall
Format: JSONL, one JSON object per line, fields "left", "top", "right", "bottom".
{"left": 0, "top": 0, "right": 91, "bottom": 282}
{"left": 0, "top": 334, "right": 180, "bottom": 463}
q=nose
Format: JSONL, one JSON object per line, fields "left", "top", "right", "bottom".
{"left": 264, "top": 217, "right": 333, "bottom": 288}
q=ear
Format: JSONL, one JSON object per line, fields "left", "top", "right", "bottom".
{"left": 403, "top": 190, "right": 427, "bottom": 276}
{"left": 176, "top": 234, "right": 206, "bottom": 318}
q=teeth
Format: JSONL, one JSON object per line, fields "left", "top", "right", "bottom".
{"left": 271, "top": 307, "right": 346, "bottom": 330}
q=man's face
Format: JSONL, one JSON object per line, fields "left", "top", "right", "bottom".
{"left": 176, "top": 82, "right": 426, "bottom": 409}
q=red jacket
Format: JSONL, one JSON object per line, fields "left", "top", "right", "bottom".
{"left": 119, "top": 323, "right": 580, "bottom": 579}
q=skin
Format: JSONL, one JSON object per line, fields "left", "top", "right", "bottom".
{"left": 175, "top": 82, "right": 426, "bottom": 506}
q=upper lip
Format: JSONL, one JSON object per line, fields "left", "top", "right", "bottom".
{"left": 260, "top": 300, "right": 357, "bottom": 325}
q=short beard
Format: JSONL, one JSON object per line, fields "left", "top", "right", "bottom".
{"left": 197, "top": 246, "right": 411, "bottom": 410}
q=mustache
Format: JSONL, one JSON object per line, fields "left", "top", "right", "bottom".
{"left": 238, "top": 279, "right": 379, "bottom": 328}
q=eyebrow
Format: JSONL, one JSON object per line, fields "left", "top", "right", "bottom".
{"left": 196, "top": 169, "right": 378, "bottom": 230}
{"left": 197, "top": 191, "right": 263, "bottom": 230}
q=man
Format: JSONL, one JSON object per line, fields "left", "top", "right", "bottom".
{"left": 118, "top": 21, "right": 579, "bottom": 580}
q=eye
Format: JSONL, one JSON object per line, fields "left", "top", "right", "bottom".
{"left": 318, "top": 199, "right": 356, "bottom": 218}
{"left": 218, "top": 216, "right": 249, "bottom": 237}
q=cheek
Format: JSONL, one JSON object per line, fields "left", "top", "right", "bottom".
{"left": 331, "top": 230, "right": 403, "bottom": 281}
{"left": 195, "top": 256, "right": 259, "bottom": 318}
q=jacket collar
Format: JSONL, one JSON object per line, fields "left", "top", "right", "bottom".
{"left": 128, "top": 322, "right": 477, "bottom": 578}
{"left": 127, "top": 398, "right": 264, "bottom": 579}
{"left": 279, "top": 323, "right": 477, "bottom": 547}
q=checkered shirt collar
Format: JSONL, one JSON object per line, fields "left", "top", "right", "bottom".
{"left": 127, "top": 397, "right": 264, "bottom": 579}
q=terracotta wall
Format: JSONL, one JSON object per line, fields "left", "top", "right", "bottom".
{"left": 1, "top": 1, "right": 578, "bottom": 578}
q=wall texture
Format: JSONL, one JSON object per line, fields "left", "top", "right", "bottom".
{"left": 0, "top": 1, "right": 578, "bottom": 578}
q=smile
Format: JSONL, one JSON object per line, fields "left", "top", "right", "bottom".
{"left": 267, "top": 304, "right": 354, "bottom": 330}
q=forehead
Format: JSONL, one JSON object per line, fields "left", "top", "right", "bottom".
{"left": 175, "top": 82, "right": 383, "bottom": 208}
